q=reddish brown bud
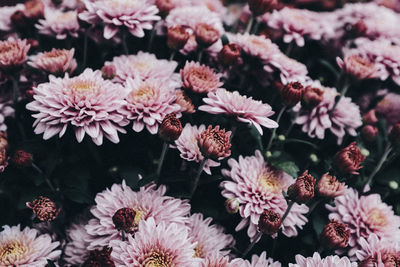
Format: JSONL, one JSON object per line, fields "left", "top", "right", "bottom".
{"left": 83, "top": 247, "right": 116, "bottom": 267}
{"left": 112, "top": 208, "right": 136, "bottom": 233}
{"left": 248, "top": 0, "right": 277, "bottom": 16}
{"left": 101, "top": 65, "right": 116, "bottom": 80}
{"left": 363, "top": 109, "right": 378, "bottom": 125}
{"left": 195, "top": 23, "right": 220, "bottom": 48}
{"left": 26, "top": 38, "right": 39, "bottom": 49}
{"left": 351, "top": 21, "right": 367, "bottom": 36}
{"left": 167, "top": 25, "right": 190, "bottom": 51}
{"left": 11, "top": 150, "right": 33, "bottom": 168}
{"left": 334, "top": 142, "right": 366, "bottom": 175}
{"left": 218, "top": 43, "right": 241, "bottom": 67}
{"left": 199, "top": 125, "right": 231, "bottom": 160}
{"left": 389, "top": 124, "right": 400, "bottom": 146}
{"left": 258, "top": 210, "right": 282, "bottom": 235}
{"left": 155, "top": 0, "right": 175, "bottom": 17}
{"left": 26, "top": 196, "right": 60, "bottom": 222}
{"left": 11, "top": 10, "right": 29, "bottom": 29}
{"left": 280, "top": 82, "right": 304, "bottom": 106}
{"left": 317, "top": 173, "right": 347, "bottom": 198}
{"left": 158, "top": 114, "right": 183, "bottom": 142}
{"left": 24, "top": 0, "right": 45, "bottom": 20}
{"left": 320, "top": 220, "right": 349, "bottom": 250}
{"left": 361, "top": 125, "right": 378, "bottom": 142}
{"left": 302, "top": 86, "right": 324, "bottom": 108}
{"left": 225, "top": 199, "right": 239, "bottom": 214}
{"left": 287, "top": 170, "right": 316, "bottom": 203}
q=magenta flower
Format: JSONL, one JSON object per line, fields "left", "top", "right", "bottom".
{"left": 199, "top": 89, "right": 278, "bottom": 135}
{"left": 249, "top": 252, "right": 282, "bottom": 267}
{"left": 26, "top": 68, "right": 129, "bottom": 145}
{"left": 28, "top": 48, "right": 77, "bottom": 75}
{"left": 79, "top": 0, "right": 160, "bottom": 39}
{"left": 36, "top": 8, "right": 80, "bottom": 39}
{"left": 181, "top": 61, "right": 223, "bottom": 94}
{"left": 289, "top": 252, "right": 357, "bottom": 267}
{"left": 356, "top": 234, "right": 400, "bottom": 266}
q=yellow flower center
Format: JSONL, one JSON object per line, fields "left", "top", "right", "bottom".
{"left": 368, "top": 208, "right": 388, "bottom": 228}
{"left": 130, "top": 85, "right": 156, "bottom": 102}
{"left": 106, "top": 0, "right": 138, "bottom": 9}
{"left": 259, "top": 171, "right": 281, "bottom": 194}
{"left": 142, "top": 250, "right": 173, "bottom": 267}
{"left": 133, "top": 61, "right": 150, "bottom": 71}
{"left": 45, "top": 50, "right": 65, "bottom": 58}
{"left": 0, "top": 241, "right": 28, "bottom": 265}
{"left": 57, "top": 11, "right": 76, "bottom": 23}
{"left": 71, "top": 81, "right": 95, "bottom": 91}
{"left": 193, "top": 244, "right": 204, "bottom": 258}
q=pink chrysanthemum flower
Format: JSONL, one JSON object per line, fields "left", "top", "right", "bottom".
{"left": 104, "top": 51, "right": 179, "bottom": 84}
{"left": 36, "top": 8, "right": 80, "bottom": 39}
{"left": 181, "top": 61, "right": 223, "bottom": 94}
{"left": 0, "top": 38, "right": 30, "bottom": 71}
{"left": 201, "top": 254, "right": 248, "bottom": 267}
{"left": 375, "top": 0, "right": 400, "bottom": 12}
{"left": 28, "top": 48, "right": 77, "bottom": 75}
{"left": 199, "top": 89, "right": 278, "bottom": 135}
{"left": 356, "top": 234, "right": 400, "bottom": 266}
{"left": 85, "top": 182, "right": 190, "bottom": 250}
{"left": 188, "top": 213, "right": 235, "bottom": 259}
{"left": 289, "top": 252, "right": 357, "bottom": 267}
{"left": 295, "top": 86, "right": 362, "bottom": 144}
{"left": 26, "top": 68, "right": 129, "bottom": 145}
{"left": 0, "top": 4, "right": 24, "bottom": 32}
{"left": 326, "top": 189, "right": 400, "bottom": 258}
{"left": 110, "top": 217, "right": 201, "bottom": 266}
{"left": 172, "top": 123, "right": 220, "bottom": 175}
{"left": 191, "top": 0, "right": 227, "bottom": 18}
{"left": 268, "top": 53, "right": 309, "bottom": 84}
{"left": 220, "top": 150, "right": 309, "bottom": 242}
{"left": 63, "top": 220, "right": 91, "bottom": 266}
{"left": 0, "top": 225, "right": 61, "bottom": 266}
{"left": 79, "top": 0, "right": 160, "bottom": 39}
{"left": 0, "top": 98, "right": 14, "bottom": 132}
{"left": 375, "top": 92, "right": 400, "bottom": 126}
{"left": 122, "top": 77, "right": 180, "bottom": 134}
{"left": 248, "top": 252, "right": 282, "bottom": 267}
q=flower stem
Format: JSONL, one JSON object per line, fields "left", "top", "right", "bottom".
{"left": 169, "top": 50, "right": 176, "bottom": 61}
{"left": 363, "top": 143, "right": 392, "bottom": 191}
{"left": 197, "top": 50, "right": 204, "bottom": 63}
{"left": 245, "top": 16, "right": 254, "bottom": 34}
{"left": 32, "top": 162, "right": 57, "bottom": 193}
{"left": 121, "top": 230, "right": 126, "bottom": 241}
{"left": 266, "top": 105, "right": 286, "bottom": 151}
{"left": 147, "top": 28, "right": 156, "bottom": 51}
{"left": 190, "top": 158, "right": 207, "bottom": 198}
{"left": 242, "top": 231, "right": 262, "bottom": 257}
{"left": 281, "top": 200, "right": 294, "bottom": 223}
{"left": 331, "top": 75, "right": 349, "bottom": 115}
{"left": 12, "top": 75, "right": 19, "bottom": 109}
{"left": 83, "top": 30, "right": 89, "bottom": 68}
{"left": 306, "top": 198, "right": 322, "bottom": 215}
{"left": 285, "top": 110, "right": 300, "bottom": 137}
{"left": 157, "top": 142, "right": 169, "bottom": 179}
{"left": 122, "top": 31, "right": 129, "bottom": 55}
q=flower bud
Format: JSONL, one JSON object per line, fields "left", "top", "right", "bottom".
{"left": 112, "top": 208, "right": 136, "bottom": 233}
{"left": 195, "top": 23, "right": 220, "bottom": 48}
{"left": 11, "top": 10, "right": 28, "bottom": 29}
{"left": 155, "top": 0, "right": 175, "bottom": 17}
{"left": 280, "top": 82, "right": 304, "bottom": 106}
{"left": 317, "top": 173, "right": 347, "bottom": 198}
{"left": 389, "top": 123, "right": 400, "bottom": 146}
{"left": 351, "top": 21, "right": 367, "bottom": 36}
{"left": 258, "top": 210, "right": 282, "bottom": 235}
{"left": 101, "top": 64, "right": 116, "bottom": 80}
{"left": 320, "top": 220, "right": 349, "bottom": 250}
{"left": 24, "top": 0, "right": 45, "bottom": 20}
{"left": 218, "top": 43, "right": 241, "bottom": 67}
{"left": 83, "top": 247, "right": 115, "bottom": 267}
{"left": 248, "top": 0, "right": 277, "bottom": 16}
{"left": 199, "top": 125, "right": 231, "bottom": 160}
{"left": 26, "top": 196, "right": 60, "bottom": 222}
{"left": 287, "top": 170, "right": 316, "bottom": 203}
{"left": 158, "top": 114, "right": 183, "bottom": 142}
{"left": 11, "top": 150, "right": 33, "bottom": 168}
{"left": 167, "top": 26, "right": 190, "bottom": 51}
{"left": 334, "top": 142, "right": 365, "bottom": 175}
{"left": 363, "top": 109, "right": 378, "bottom": 125}
{"left": 302, "top": 86, "right": 324, "bottom": 108}
{"left": 361, "top": 125, "right": 378, "bottom": 142}
{"left": 225, "top": 199, "right": 239, "bottom": 214}
{"left": 337, "top": 55, "right": 376, "bottom": 80}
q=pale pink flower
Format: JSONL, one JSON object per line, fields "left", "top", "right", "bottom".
{"left": 0, "top": 38, "right": 30, "bottom": 70}
{"left": 268, "top": 53, "right": 309, "bottom": 84}
{"left": 295, "top": 86, "right": 362, "bottom": 145}
{"left": 201, "top": 254, "right": 249, "bottom": 267}
{"left": 289, "top": 252, "right": 357, "bottom": 267}
{"left": 110, "top": 217, "right": 201, "bottom": 266}
{"left": 181, "top": 61, "right": 223, "bottom": 94}
{"left": 36, "top": 8, "right": 80, "bottom": 39}
{"left": 85, "top": 182, "right": 190, "bottom": 250}
{"left": 374, "top": 0, "right": 400, "bottom": 12}
{"left": 0, "top": 225, "right": 61, "bottom": 267}
{"left": 220, "top": 150, "right": 309, "bottom": 242}
{"left": 356, "top": 234, "right": 400, "bottom": 266}
{"left": 199, "top": 89, "right": 278, "bottom": 135}
{"left": 0, "top": 98, "right": 14, "bottom": 132}
{"left": 122, "top": 77, "right": 180, "bottom": 134}
{"left": 375, "top": 92, "right": 400, "bottom": 126}
{"left": 326, "top": 189, "right": 400, "bottom": 258}
{"left": 0, "top": 4, "right": 24, "bottom": 32}
{"left": 249, "top": 252, "right": 282, "bottom": 267}
{"left": 172, "top": 123, "right": 220, "bottom": 175}
{"left": 63, "top": 220, "right": 91, "bottom": 266}
{"left": 26, "top": 68, "right": 129, "bottom": 145}
{"left": 188, "top": 213, "right": 235, "bottom": 259}
{"left": 28, "top": 48, "right": 77, "bottom": 75}
{"left": 191, "top": 0, "right": 227, "bottom": 18}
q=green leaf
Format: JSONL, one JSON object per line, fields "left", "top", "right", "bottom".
{"left": 221, "top": 34, "right": 229, "bottom": 45}
{"left": 64, "top": 189, "right": 92, "bottom": 204}
{"left": 270, "top": 161, "right": 299, "bottom": 177}
{"left": 312, "top": 212, "right": 327, "bottom": 236}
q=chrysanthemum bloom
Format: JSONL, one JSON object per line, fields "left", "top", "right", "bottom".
{"left": 85, "top": 182, "right": 191, "bottom": 250}
{"left": 199, "top": 125, "right": 231, "bottom": 160}
{"left": 181, "top": 61, "right": 223, "bottom": 94}
{"left": 26, "top": 69, "right": 129, "bottom": 145}
{"left": 289, "top": 252, "right": 357, "bottom": 267}
{"left": 333, "top": 142, "right": 365, "bottom": 175}
{"left": 258, "top": 210, "right": 282, "bottom": 235}
{"left": 79, "top": 0, "right": 160, "bottom": 39}
{"left": 295, "top": 86, "right": 362, "bottom": 144}
{"left": 104, "top": 52, "right": 179, "bottom": 84}
{"left": 176, "top": 90, "right": 195, "bottom": 114}
{"left": 36, "top": 8, "right": 80, "bottom": 39}
{"left": 376, "top": 93, "right": 400, "bottom": 126}
{"left": 268, "top": 54, "right": 309, "bottom": 84}
{"left": 195, "top": 23, "right": 220, "bottom": 48}
{"left": 0, "top": 4, "right": 24, "bottom": 32}
{"left": 26, "top": 196, "right": 60, "bottom": 222}
{"left": 24, "top": 0, "right": 44, "bottom": 20}
{"left": 28, "top": 48, "right": 77, "bottom": 75}
{"left": 199, "top": 89, "right": 278, "bottom": 135}
{"left": 320, "top": 220, "right": 350, "bottom": 250}
{"left": 317, "top": 173, "right": 348, "bottom": 198}
{"left": 302, "top": 86, "right": 324, "bottom": 109}
{"left": 110, "top": 218, "right": 201, "bottom": 266}
{"left": 0, "top": 225, "right": 61, "bottom": 266}
{"left": 288, "top": 171, "right": 316, "bottom": 203}
{"left": 218, "top": 43, "right": 241, "bottom": 67}
{"left": 63, "top": 220, "right": 91, "bottom": 266}
{"left": 167, "top": 25, "right": 190, "bottom": 50}
{"left": 336, "top": 55, "right": 377, "bottom": 80}
{"left": 0, "top": 99, "right": 14, "bottom": 132}
{"left": 0, "top": 38, "right": 30, "bottom": 72}
{"left": 248, "top": 0, "right": 277, "bottom": 16}
{"left": 280, "top": 82, "right": 304, "bottom": 106}
{"left": 248, "top": 252, "right": 282, "bottom": 267}
{"left": 12, "top": 150, "right": 33, "bottom": 168}
{"left": 221, "top": 150, "right": 309, "bottom": 241}
{"left": 356, "top": 234, "right": 400, "bottom": 266}
{"left": 172, "top": 123, "right": 220, "bottom": 175}
{"left": 326, "top": 189, "right": 400, "bottom": 257}
{"left": 122, "top": 77, "right": 180, "bottom": 134}
{"left": 83, "top": 246, "right": 115, "bottom": 267}
{"left": 158, "top": 113, "right": 182, "bottom": 142}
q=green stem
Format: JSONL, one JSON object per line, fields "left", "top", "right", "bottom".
{"left": 83, "top": 31, "right": 89, "bottom": 68}
{"left": 285, "top": 42, "right": 293, "bottom": 56}
{"left": 12, "top": 75, "right": 19, "bottom": 109}
{"left": 197, "top": 50, "right": 204, "bottom": 63}
{"left": 266, "top": 105, "right": 286, "bottom": 151}
{"left": 242, "top": 231, "right": 262, "bottom": 257}
{"left": 281, "top": 200, "right": 294, "bottom": 223}
{"left": 122, "top": 31, "right": 129, "bottom": 55}
{"left": 190, "top": 158, "right": 207, "bottom": 198}
{"left": 147, "top": 28, "right": 155, "bottom": 51}
{"left": 32, "top": 163, "right": 56, "bottom": 193}
{"left": 157, "top": 142, "right": 169, "bottom": 178}
{"left": 169, "top": 50, "right": 176, "bottom": 61}
{"left": 245, "top": 16, "right": 254, "bottom": 34}
{"left": 306, "top": 198, "right": 322, "bottom": 215}
{"left": 331, "top": 74, "right": 349, "bottom": 115}
{"left": 285, "top": 110, "right": 300, "bottom": 137}
{"left": 363, "top": 143, "right": 392, "bottom": 191}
